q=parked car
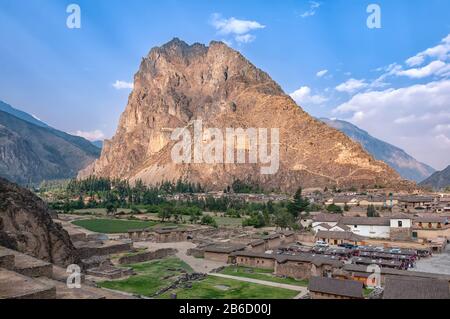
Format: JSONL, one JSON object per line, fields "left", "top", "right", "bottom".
{"left": 338, "top": 243, "right": 358, "bottom": 249}
{"left": 315, "top": 240, "right": 329, "bottom": 248}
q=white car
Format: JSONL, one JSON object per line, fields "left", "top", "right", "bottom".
{"left": 315, "top": 241, "right": 329, "bottom": 248}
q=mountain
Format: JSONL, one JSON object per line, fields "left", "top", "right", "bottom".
{"left": 0, "top": 178, "right": 79, "bottom": 266}
{"left": 0, "top": 100, "right": 50, "bottom": 128}
{"left": 321, "top": 118, "right": 436, "bottom": 182}
{"left": 79, "top": 38, "right": 412, "bottom": 192}
{"left": 91, "top": 140, "right": 103, "bottom": 149}
{"left": 0, "top": 109, "right": 100, "bottom": 185}
{"left": 419, "top": 165, "right": 450, "bottom": 190}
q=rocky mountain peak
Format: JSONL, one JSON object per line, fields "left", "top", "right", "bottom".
{"left": 80, "top": 39, "right": 413, "bottom": 192}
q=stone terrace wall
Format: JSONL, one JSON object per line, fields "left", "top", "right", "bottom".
{"left": 118, "top": 248, "right": 178, "bottom": 265}
{"left": 275, "top": 262, "right": 311, "bottom": 280}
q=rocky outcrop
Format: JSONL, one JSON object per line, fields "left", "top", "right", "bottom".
{"left": 80, "top": 38, "right": 412, "bottom": 192}
{"left": 0, "top": 178, "right": 79, "bottom": 266}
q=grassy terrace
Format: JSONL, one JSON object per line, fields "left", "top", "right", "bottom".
{"left": 72, "top": 219, "right": 159, "bottom": 234}
{"left": 220, "top": 266, "right": 309, "bottom": 287}
{"left": 158, "top": 275, "right": 299, "bottom": 299}
{"left": 98, "top": 257, "right": 193, "bottom": 296}
{"left": 98, "top": 258, "right": 298, "bottom": 299}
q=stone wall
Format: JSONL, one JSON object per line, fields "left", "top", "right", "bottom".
{"left": 15, "top": 263, "right": 53, "bottom": 278}
{"left": 187, "top": 248, "right": 204, "bottom": 258}
{"left": 118, "top": 248, "right": 178, "bottom": 265}
{"left": 296, "top": 233, "right": 315, "bottom": 244}
{"left": 76, "top": 242, "right": 132, "bottom": 259}
{"left": 390, "top": 228, "right": 412, "bottom": 241}
{"left": 274, "top": 262, "right": 311, "bottom": 280}
{"left": 204, "top": 251, "right": 229, "bottom": 263}
{"left": 234, "top": 256, "right": 275, "bottom": 270}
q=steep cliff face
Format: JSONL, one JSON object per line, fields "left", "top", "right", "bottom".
{"left": 0, "top": 178, "right": 79, "bottom": 266}
{"left": 80, "top": 38, "right": 412, "bottom": 192}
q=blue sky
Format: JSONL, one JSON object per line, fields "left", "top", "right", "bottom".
{"left": 0, "top": 0, "right": 449, "bottom": 169}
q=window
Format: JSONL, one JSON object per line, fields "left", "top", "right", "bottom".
{"left": 398, "top": 221, "right": 403, "bottom": 228}
{"left": 354, "top": 225, "right": 358, "bottom": 228}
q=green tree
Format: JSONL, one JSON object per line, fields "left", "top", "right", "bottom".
{"left": 287, "top": 188, "right": 310, "bottom": 218}
{"left": 273, "top": 209, "right": 294, "bottom": 229}
{"left": 327, "top": 204, "right": 343, "bottom": 214}
{"left": 367, "top": 205, "right": 379, "bottom": 217}
{"left": 158, "top": 206, "right": 173, "bottom": 222}
{"left": 200, "top": 215, "right": 218, "bottom": 228}
{"left": 106, "top": 203, "right": 117, "bottom": 216}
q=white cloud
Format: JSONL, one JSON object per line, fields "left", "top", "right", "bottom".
{"left": 113, "top": 80, "right": 134, "bottom": 90}
{"left": 210, "top": 13, "right": 265, "bottom": 44}
{"left": 210, "top": 13, "right": 265, "bottom": 35}
{"left": 335, "top": 78, "right": 368, "bottom": 93}
{"left": 333, "top": 80, "right": 450, "bottom": 169}
{"left": 396, "top": 60, "right": 449, "bottom": 79}
{"left": 235, "top": 34, "right": 256, "bottom": 44}
{"left": 73, "top": 130, "right": 105, "bottom": 141}
{"left": 405, "top": 33, "right": 450, "bottom": 67}
{"left": 316, "top": 69, "right": 328, "bottom": 78}
{"left": 300, "top": 1, "right": 321, "bottom": 18}
{"left": 290, "top": 86, "right": 328, "bottom": 106}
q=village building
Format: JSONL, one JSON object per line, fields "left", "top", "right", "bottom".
{"left": 308, "top": 276, "right": 364, "bottom": 299}
{"left": 230, "top": 251, "right": 276, "bottom": 270}
{"left": 397, "top": 196, "right": 436, "bottom": 212}
{"left": 153, "top": 227, "right": 192, "bottom": 243}
{"left": 315, "top": 231, "right": 364, "bottom": 246}
{"left": 262, "top": 233, "right": 282, "bottom": 250}
{"left": 341, "top": 217, "right": 391, "bottom": 239}
{"left": 203, "top": 244, "right": 247, "bottom": 263}
{"left": 313, "top": 214, "right": 414, "bottom": 241}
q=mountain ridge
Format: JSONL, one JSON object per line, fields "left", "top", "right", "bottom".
{"left": 320, "top": 118, "right": 436, "bottom": 182}
{"left": 0, "top": 109, "right": 100, "bottom": 185}
{"left": 419, "top": 165, "right": 450, "bottom": 190}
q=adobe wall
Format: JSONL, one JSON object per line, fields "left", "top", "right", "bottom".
{"left": 118, "top": 248, "right": 178, "bottom": 265}
{"left": 274, "top": 262, "right": 310, "bottom": 280}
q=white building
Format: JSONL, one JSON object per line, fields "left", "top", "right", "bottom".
{"left": 312, "top": 214, "right": 413, "bottom": 240}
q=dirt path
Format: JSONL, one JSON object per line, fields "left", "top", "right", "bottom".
{"left": 209, "top": 273, "right": 309, "bottom": 297}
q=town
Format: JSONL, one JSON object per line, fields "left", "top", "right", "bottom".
{"left": 2, "top": 179, "right": 448, "bottom": 300}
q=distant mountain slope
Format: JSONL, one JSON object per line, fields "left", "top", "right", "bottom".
{"left": 419, "top": 165, "right": 450, "bottom": 190}
{"left": 321, "top": 118, "right": 435, "bottom": 182}
{"left": 0, "top": 100, "right": 50, "bottom": 128}
{"left": 0, "top": 109, "right": 100, "bottom": 185}
{"left": 0, "top": 100, "right": 100, "bottom": 155}
{"left": 91, "top": 140, "right": 103, "bottom": 149}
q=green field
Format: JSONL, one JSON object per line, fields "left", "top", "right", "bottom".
{"left": 220, "top": 266, "right": 309, "bottom": 287}
{"left": 159, "top": 275, "right": 298, "bottom": 299}
{"left": 72, "top": 219, "right": 158, "bottom": 233}
{"left": 98, "top": 258, "right": 193, "bottom": 296}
